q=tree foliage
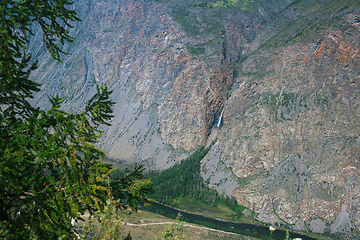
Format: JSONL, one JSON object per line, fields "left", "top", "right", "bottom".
{"left": 81, "top": 166, "right": 152, "bottom": 240}
{"left": 0, "top": 1, "right": 151, "bottom": 239}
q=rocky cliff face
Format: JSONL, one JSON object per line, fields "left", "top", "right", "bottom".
{"left": 228, "top": 31, "right": 360, "bottom": 235}
{"left": 220, "top": 2, "right": 360, "bottom": 236}
{"left": 29, "top": 0, "right": 360, "bottom": 237}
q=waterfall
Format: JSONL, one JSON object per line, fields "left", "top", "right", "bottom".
{"left": 217, "top": 106, "right": 225, "bottom": 128}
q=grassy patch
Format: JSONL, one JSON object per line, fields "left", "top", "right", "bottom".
{"left": 237, "top": 170, "right": 270, "bottom": 187}
{"left": 169, "top": 7, "right": 223, "bottom": 39}
{"left": 187, "top": 45, "right": 206, "bottom": 55}
{"left": 263, "top": 0, "right": 360, "bottom": 49}
{"left": 172, "top": 197, "right": 236, "bottom": 220}
{"left": 194, "top": 0, "right": 261, "bottom": 12}
{"left": 170, "top": 8, "right": 201, "bottom": 37}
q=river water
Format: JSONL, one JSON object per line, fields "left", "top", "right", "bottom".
{"left": 147, "top": 201, "right": 318, "bottom": 240}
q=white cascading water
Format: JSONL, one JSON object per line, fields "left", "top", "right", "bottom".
{"left": 217, "top": 106, "right": 225, "bottom": 128}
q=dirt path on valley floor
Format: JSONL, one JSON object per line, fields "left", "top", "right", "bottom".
{"left": 121, "top": 221, "right": 240, "bottom": 236}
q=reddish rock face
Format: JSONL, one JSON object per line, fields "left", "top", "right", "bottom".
{"left": 225, "top": 29, "right": 360, "bottom": 235}
{"left": 29, "top": 0, "right": 360, "bottom": 237}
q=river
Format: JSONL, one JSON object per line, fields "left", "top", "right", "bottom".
{"left": 146, "top": 201, "right": 318, "bottom": 240}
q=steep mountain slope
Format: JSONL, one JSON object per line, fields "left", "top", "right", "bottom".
{"left": 28, "top": 0, "right": 360, "bottom": 238}
{"left": 220, "top": 1, "right": 360, "bottom": 237}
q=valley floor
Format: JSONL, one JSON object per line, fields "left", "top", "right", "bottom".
{"left": 119, "top": 210, "right": 259, "bottom": 240}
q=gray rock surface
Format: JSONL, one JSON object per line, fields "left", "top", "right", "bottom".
{"left": 201, "top": 140, "right": 239, "bottom": 196}
{"left": 309, "top": 218, "right": 327, "bottom": 234}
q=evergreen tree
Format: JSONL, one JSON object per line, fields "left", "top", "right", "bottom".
{"left": 0, "top": 1, "right": 152, "bottom": 239}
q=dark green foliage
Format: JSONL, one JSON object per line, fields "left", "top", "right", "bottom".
{"left": 187, "top": 46, "right": 205, "bottom": 55}
{"left": 170, "top": 8, "right": 201, "bottom": 37}
{"left": 234, "top": 204, "right": 247, "bottom": 217}
{"left": 123, "top": 232, "right": 132, "bottom": 240}
{"left": 110, "top": 164, "right": 153, "bottom": 212}
{"left": 1, "top": 86, "right": 116, "bottom": 239}
{"left": 0, "top": 1, "right": 152, "bottom": 239}
{"left": 148, "top": 145, "right": 237, "bottom": 211}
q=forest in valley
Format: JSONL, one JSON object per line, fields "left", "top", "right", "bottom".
{"left": 147, "top": 143, "right": 242, "bottom": 215}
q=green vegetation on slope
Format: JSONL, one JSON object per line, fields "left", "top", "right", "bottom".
{"left": 147, "top": 144, "right": 244, "bottom": 217}
{"left": 194, "top": 0, "right": 261, "bottom": 12}
{"left": 263, "top": 0, "right": 360, "bottom": 48}
{"left": 261, "top": 91, "right": 329, "bottom": 121}
{"left": 170, "top": 7, "right": 223, "bottom": 37}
